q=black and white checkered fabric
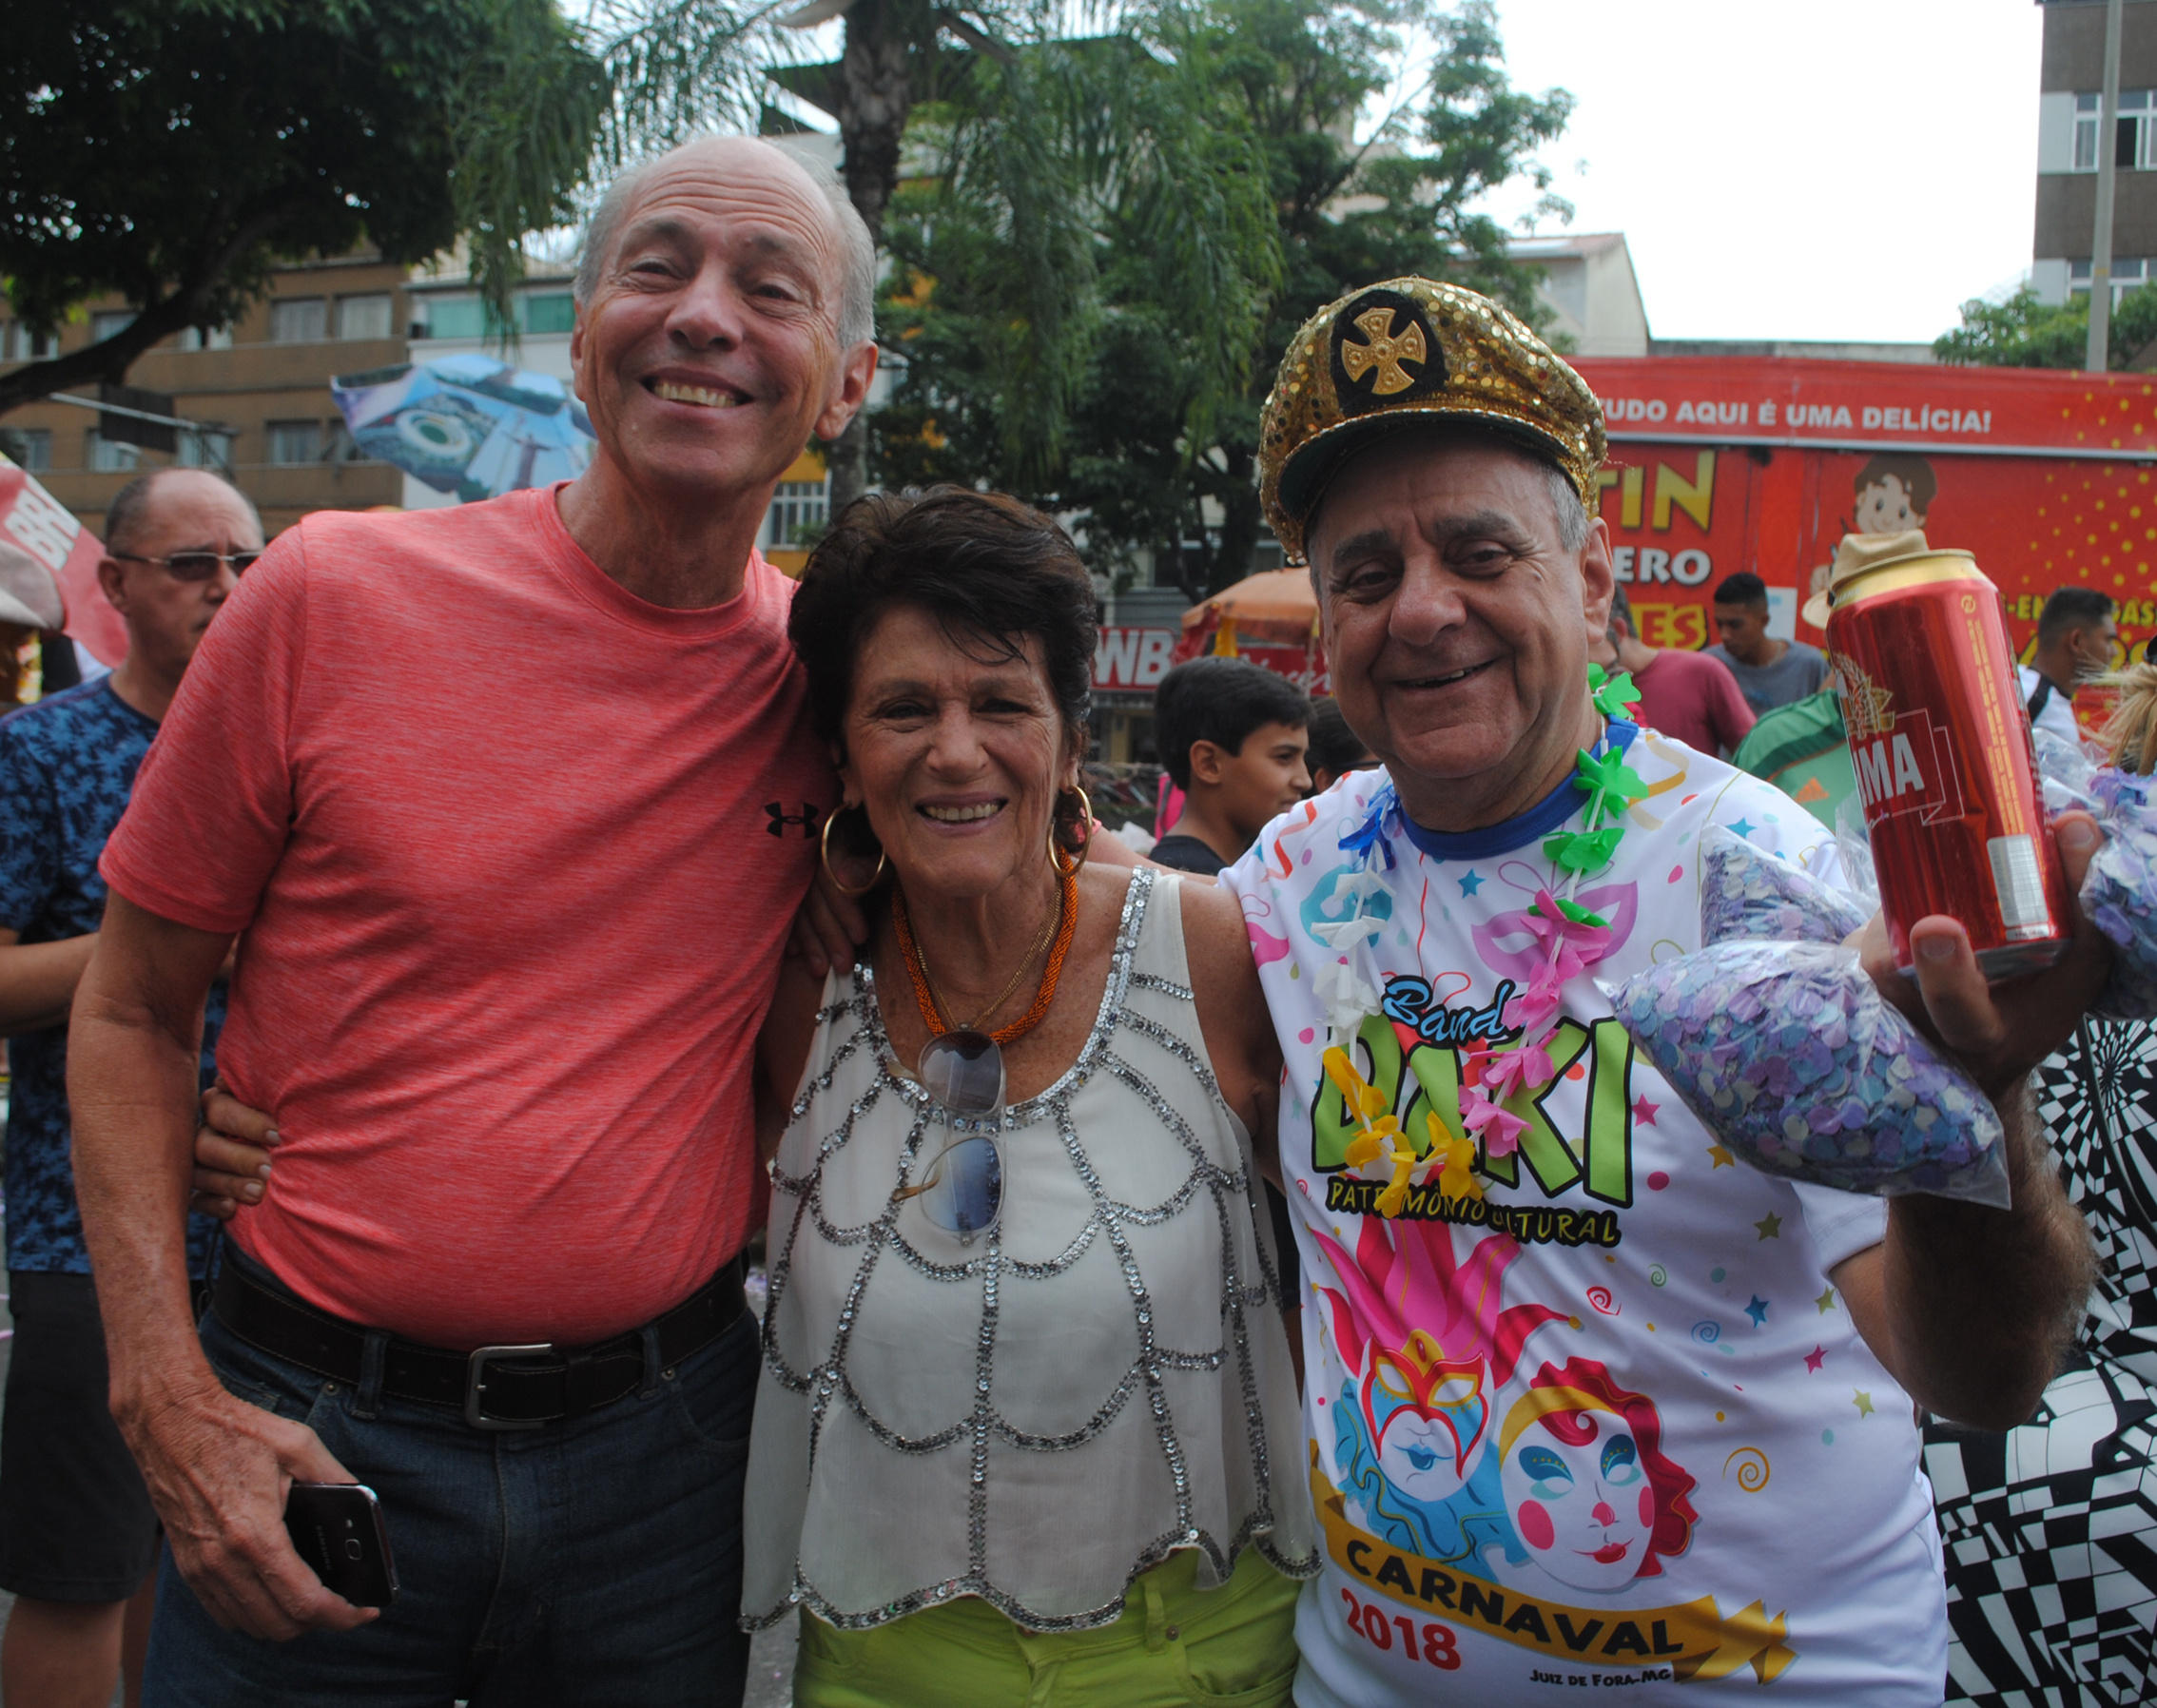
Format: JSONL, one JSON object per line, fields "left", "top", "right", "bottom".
{"left": 1927, "top": 1020, "right": 2157, "bottom": 1706}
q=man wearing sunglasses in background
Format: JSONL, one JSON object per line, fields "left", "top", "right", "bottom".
{"left": 0, "top": 467, "right": 258, "bottom": 1708}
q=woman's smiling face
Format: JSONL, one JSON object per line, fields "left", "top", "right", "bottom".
{"left": 837, "top": 604, "right": 1078, "bottom": 900}
{"left": 1501, "top": 1412, "right": 1656, "bottom": 1594}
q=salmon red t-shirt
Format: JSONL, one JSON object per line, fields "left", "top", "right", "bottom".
{"left": 101, "top": 487, "right": 833, "bottom": 1348}
{"left": 1629, "top": 648, "right": 1756, "bottom": 756}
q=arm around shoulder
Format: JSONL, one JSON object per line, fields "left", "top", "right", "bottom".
{"left": 1179, "top": 876, "right": 1284, "bottom": 1182}
{"left": 755, "top": 954, "right": 827, "bottom": 1165}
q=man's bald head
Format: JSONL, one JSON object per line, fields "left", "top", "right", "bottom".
{"left": 575, "top": 136, "right": 876, "bottom": 349}
{"left": 95, "top": 466, "right": 262, "bottom": 700}
{"left": 105, "top": 468, "right": 261, "bottom": 560}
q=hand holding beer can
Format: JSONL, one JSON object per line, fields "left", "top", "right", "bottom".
{"left": 1816, "top": 536, "right": 2073, "bottom": 980}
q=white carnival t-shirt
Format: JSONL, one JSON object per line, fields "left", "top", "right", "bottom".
{"left": 1225, "top": 725, "right": 1945, "bottom": 1707}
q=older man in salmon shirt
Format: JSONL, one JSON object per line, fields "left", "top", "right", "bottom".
{"left": 68, "top": 136, "right": 878, "bottom": 1707}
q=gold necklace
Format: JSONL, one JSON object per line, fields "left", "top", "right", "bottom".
{"left": 903, "top": 882, "right": 1065, "bottom": 1034}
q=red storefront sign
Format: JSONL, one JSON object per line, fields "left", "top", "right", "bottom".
{"left": 1093, "top": 626, "right": 1177, "bottom": 691}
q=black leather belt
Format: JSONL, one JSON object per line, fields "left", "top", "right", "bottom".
{"left": 211, "top": 1254, "right": 748, "bottom": 1430}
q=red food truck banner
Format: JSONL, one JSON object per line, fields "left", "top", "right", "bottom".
{"left": 1565, "top": 359, "right": 2157, "bottom": 712}
{"left": 1576, "top": 357, "right": 2157, "bottom": 461}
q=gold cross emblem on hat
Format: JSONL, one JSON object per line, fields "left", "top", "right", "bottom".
{"left": 1340, "top": 306, "right": 1427, "bottom": 396}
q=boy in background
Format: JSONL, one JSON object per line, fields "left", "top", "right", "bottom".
{"left": 1304, "top": 697, "right": 1376, "bottom": 794}
{"left": 2020, "top": 586, "right": 2117, "bottom": 747}
{"left": 1149, "top": 657, "right": 1311, "bottom": 876}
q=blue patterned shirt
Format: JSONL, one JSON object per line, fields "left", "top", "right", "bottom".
{"left": 0, "top": 682, "right": 222, "bottom": 1273}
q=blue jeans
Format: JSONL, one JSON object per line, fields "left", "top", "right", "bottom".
{"left": 144, "top": 1258, "right": 757, "bottom": 1707}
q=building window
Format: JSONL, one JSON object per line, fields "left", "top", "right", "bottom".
{"left": 90, "top": 310, "right": 135, "bottom": 342}
{"left": 0, "top": 428, "right": 51, "bottom": 471}
{"left": 412, "top": 289, "right": 575, "bottom": 340}
{"left": 2070, "top": 256, "right": 2154, "bottom": 301}
{"left": 522, "top": 293, "right": 574, "bottom": 334}
{"left": 337, "top": 295, "right": 394, "bottom": 340}
{"left": 177, "top": 325, "right": 234, "bottom": 351}
{"left": 86, "top": 430, "right": 140, "bottom": 473}
{"left": 265, "top": 419, "right": 322, "bottom": 464}
{"left": 319, "top": 420, "right": 373, "bottom": 464}
{"left": 269, "top": 299, "right": 329, "bottom": 343}
{"left": 2074, "top": 89, "right": 2157, "bottom": 170}
{"left": 2, "top": 323, "right": 56, "bottom": 361}
{"left": 177, "top": 429, "right": 234, "bottom": 471}
{"left": 765, "top": 479, "right": 829, "bottom": 548}
{"left": 414, "top": 295, "right": 485, "bottom": 340}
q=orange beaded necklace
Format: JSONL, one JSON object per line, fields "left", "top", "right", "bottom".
{"left": 892, "top": 865, "right": 1078, "bottom": 1046}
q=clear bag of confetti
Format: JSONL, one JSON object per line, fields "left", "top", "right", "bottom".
{"left": 1608, "top": 941, "right": 2010, "bottom": 1206}
{"left": 2023, "top": 729, "right": 2157, "bottom": 1020}
{"left": 1699, "top": 825, "right": 1871, "bottom": 948}
{"left": 2079, "top": 767, "right": 2157, "bottom": 1021}
{"left": 1833, "top": 794, "right": 1880, "bottom": 914}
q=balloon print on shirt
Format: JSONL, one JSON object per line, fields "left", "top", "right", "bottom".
{"left": 1472, "top": 881, "right": 1640, "bottom": 984}
{"left": 1303, "top": 862, "right": 1396, "bottom": 944}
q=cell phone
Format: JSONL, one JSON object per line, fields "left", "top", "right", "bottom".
{"left": 282, "top": 1481, "right": 398, "bottom": 1607}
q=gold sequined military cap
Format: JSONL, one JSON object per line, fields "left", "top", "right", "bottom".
{"left": 1257, "top": 278, "right": 1606, "bottom": 564}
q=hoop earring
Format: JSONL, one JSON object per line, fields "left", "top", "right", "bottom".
{"left": 1048, "top": 784, "right": 1095, "bottom": 878}
{"left": 822, "top": 805, "right": 887, "bottom": 899}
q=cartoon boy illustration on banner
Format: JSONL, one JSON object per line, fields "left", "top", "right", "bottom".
{"left": 1810, "top": 452, "right": 1938, "bottom": 609}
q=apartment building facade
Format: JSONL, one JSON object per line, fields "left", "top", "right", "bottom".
{"left": 2033, "top": 0, "right": 2157, "bottom": 303}
{"left": 0, "top": 256, "right": 415, "bottom": 536}
{"left": 1, "top": 251, "right": 834, "bottom": 563}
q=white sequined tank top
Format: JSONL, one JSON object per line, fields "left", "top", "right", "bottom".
{"left": 743, "top": 868, "right": 1317, "bottom": 1632}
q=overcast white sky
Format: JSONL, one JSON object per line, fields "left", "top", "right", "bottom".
{"left": 1468, "top": 0, "right": 2047, "bottom": 344}
{"left": 767, "top": 0, "right": 2050, "bottom": 344}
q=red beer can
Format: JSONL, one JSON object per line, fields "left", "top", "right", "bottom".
{"left": 1823, "top": 547, "right": 2073, "bottom": 980}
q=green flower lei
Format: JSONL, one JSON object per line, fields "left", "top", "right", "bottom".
{"left": 1542, "top": 664, "right": 1649, "bottom": 875}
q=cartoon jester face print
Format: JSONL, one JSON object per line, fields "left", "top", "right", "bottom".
{"left": 1369, "top": 1339, "right": 1489, "bottom": 1504}
{"left": 1495, "top": 1359, "right": 1699, "bottom": 1596}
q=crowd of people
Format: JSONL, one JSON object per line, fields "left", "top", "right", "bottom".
{"left": 0, "top": 131, "right": 2148, "bottom": 1708}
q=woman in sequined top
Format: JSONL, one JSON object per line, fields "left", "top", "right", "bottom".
{"left": 743, "top": 486, "right": 1317, "bottom": 1704}
{"left": 186, "top": 485, "right": 1320, "bottom": 1702}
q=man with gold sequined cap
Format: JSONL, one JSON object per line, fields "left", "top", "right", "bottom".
{"left": 1220, "top": 279, "right": 2102, "bottom": 1705}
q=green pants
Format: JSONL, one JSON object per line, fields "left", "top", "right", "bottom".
{"left": 790, "top": 1547, "right": 1303, "bottom": 1708}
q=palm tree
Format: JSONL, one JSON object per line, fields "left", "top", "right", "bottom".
{"left": 869, "top": 0, "right": 1575, "bottom": 592}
